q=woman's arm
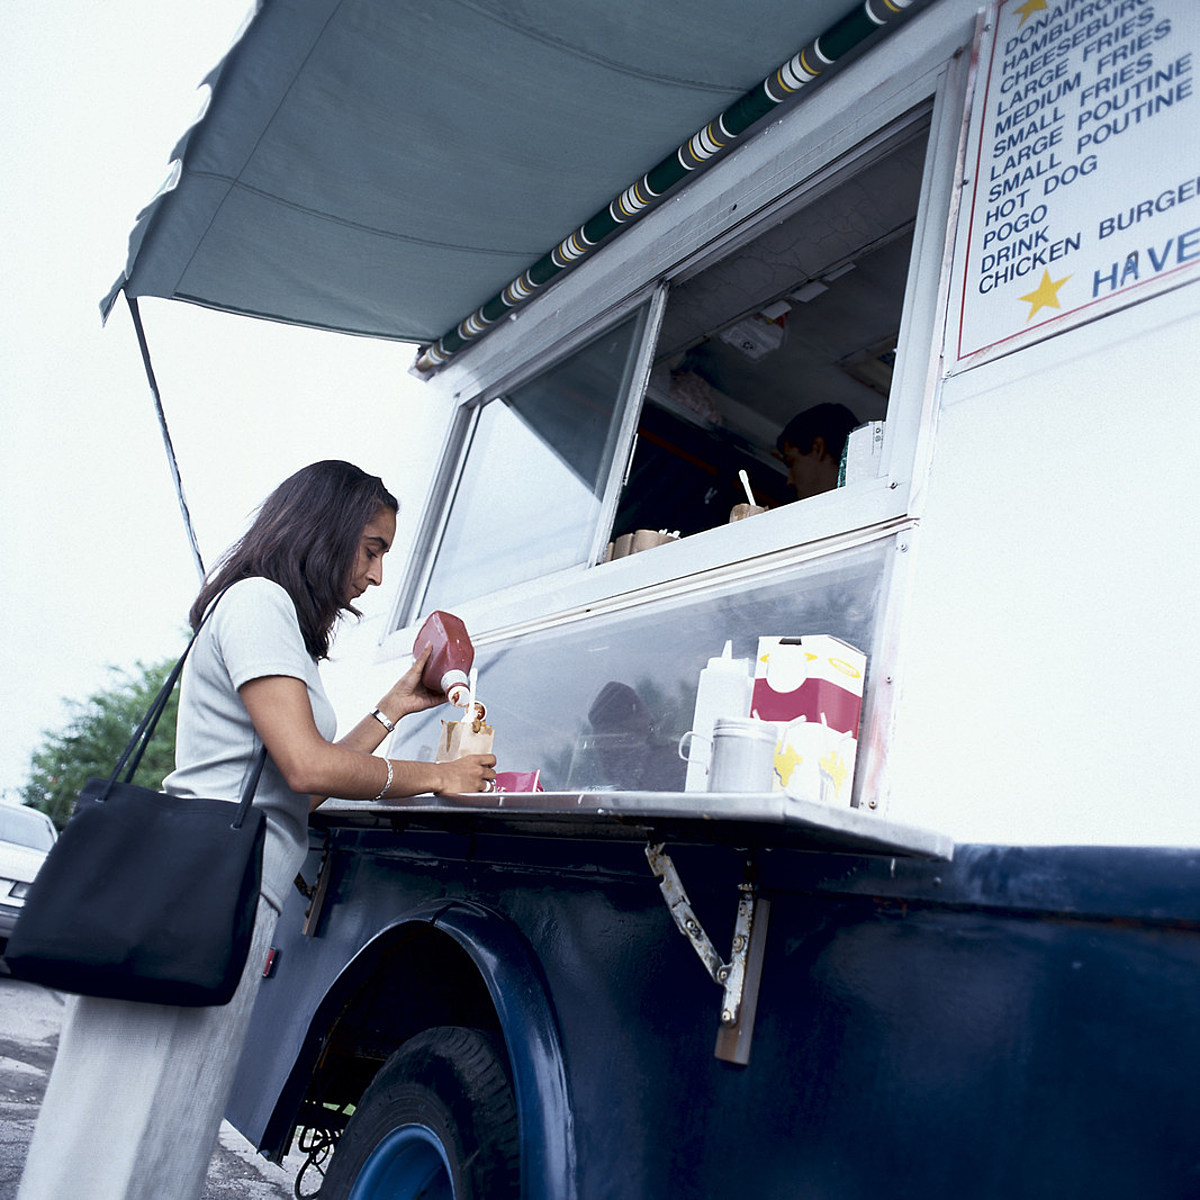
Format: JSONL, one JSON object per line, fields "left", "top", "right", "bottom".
{"left": 238, "top": 673, "right": 495, "bottom": 807}
{"left": 332, "top": 645, "right": 446, "bottom": 757}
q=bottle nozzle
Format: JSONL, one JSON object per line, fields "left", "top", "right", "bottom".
{"left": 442, "top": 668, "right": 471, "bottom": 707}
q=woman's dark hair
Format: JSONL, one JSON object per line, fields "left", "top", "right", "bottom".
{"left": 189, "top": 460, "right": 398, "bottom": 659}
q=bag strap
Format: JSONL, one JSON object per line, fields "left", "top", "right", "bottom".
{"left": 112, "top": 590, "right": 226, "bottom": 785}
{"left": 103, "top": 585, "right": 269, "bottom": 817}
{"left": 232, "top": 744, "right": 269, "bottom": 829}
{"left": 113, "top": 625, "right": 205, "bottom": 785}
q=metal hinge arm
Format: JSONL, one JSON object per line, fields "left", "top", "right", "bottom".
{"left": 645, "top": 843, "right": 761, "bottom": 1031}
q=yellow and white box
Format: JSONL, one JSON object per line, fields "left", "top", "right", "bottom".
{"left": 750, "top": 636, "right": 866, "bottom": 805}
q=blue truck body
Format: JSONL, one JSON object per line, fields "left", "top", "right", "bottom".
{"left": 229, "top": 811, "right": 1200, "bottom": 1197}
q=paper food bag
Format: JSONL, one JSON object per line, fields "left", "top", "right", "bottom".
{"left": 750, "top": 635, "right": 866, "bottom": 802}
{"left": 436, "top": 717, "right": 495, "bottom": 762}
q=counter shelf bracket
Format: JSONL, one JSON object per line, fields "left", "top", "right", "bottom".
{"left": 300, "top": 831, "right": 335, "bottom": 938}
{"left": 644, "top": 843, "right": 771, "bottom": 1065}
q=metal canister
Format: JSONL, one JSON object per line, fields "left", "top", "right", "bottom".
{"left": 707, "top": 718, "right": 779, "bottom": 793}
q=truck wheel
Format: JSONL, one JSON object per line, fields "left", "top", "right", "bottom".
{"left": 318, "top": 1025, "right": 519, "bottom": 1200}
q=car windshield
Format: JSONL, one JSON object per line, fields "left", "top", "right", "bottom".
{"left": 0, "top": 806, "right": 55, "bottom": 851}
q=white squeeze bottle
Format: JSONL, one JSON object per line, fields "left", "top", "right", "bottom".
{"left": 685, "top": 641, "right": 754, "bottom": 791}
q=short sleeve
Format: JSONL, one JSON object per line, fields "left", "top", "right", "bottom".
{"left": 208, "top": 577, "right": 313, "bottom": 689}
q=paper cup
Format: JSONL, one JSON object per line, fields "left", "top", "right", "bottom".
{"left": 729, "top": 503, "right": 767, "bottom": 522}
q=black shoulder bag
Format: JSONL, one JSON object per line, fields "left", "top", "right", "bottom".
{"left": 5, "top": 594, "right": 268, "bottom": 1007}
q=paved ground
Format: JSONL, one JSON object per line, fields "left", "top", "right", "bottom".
{"left": 0, "top": 970, "right": 310, "bottom": 1199}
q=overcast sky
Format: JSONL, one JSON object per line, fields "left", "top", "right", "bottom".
{"left": 0, "top": 1, "right": 444, "bottom": 796}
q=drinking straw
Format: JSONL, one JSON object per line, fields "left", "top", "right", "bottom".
{"left": 738, "top": 469, "right": 757, "bottom": 507}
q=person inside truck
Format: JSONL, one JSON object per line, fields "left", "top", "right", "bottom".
{"left": 775, "top": 402, "right": 860, "bottom": 501}
{"left": 583, "top": 680, "right": 686, "bottom": 790}
{"left": 19, "top": 460, "right": 496, "bottom": 1200}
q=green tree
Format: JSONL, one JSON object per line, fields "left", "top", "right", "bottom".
{"left": 21, "top": 659, "right": 181, "bottom": 829}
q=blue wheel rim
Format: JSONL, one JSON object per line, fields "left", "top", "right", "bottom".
{"left": 347, "top": 1123, "right": 454, "bottom": 1200}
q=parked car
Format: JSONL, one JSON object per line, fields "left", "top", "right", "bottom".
{"left": 0, "top": 803, "right": 57, "bottom": 956}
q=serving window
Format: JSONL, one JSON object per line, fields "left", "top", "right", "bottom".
{"left": 397, "top": 103, "right": 937, "bottom": 630}
{"left": 609, "top": 112, "right": 930, "bottom": 550}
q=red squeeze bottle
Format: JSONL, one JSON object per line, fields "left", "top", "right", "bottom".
{"left": 412, "top": 611, "right": 475, "bottom": 706}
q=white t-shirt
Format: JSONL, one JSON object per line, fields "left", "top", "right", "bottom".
{"left": 163, "top": 576, "right": 337, "bottom": 910}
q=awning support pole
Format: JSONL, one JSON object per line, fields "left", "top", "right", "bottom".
{"left": 125, "top": 294, "right": 207, "bottom": 581}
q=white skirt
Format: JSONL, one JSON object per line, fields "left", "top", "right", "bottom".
{"left": 17, "top": 892, "right": 280, "bottom": 1200}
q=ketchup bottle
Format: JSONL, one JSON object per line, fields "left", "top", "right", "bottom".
{"left": 412, "top": 611, "right": 475, "bottom": 706}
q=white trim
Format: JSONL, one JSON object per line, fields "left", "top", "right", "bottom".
{"left": 587, "top": 284, "right": 669, "bottom": 569}
{"left": 383, "top": 504, "right": 915, "bottom": 665}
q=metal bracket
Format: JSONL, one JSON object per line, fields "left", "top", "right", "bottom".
{"left": 301, "top": 833, "right": 335, "bottom": 938}
{"left": 645, "top": 843, "right": 771, "bottom": 1064}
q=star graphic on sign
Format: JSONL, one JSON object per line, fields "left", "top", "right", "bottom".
{"left": 1019, "top": 269, "right": 1071, "bottom": 322}
{"left": 1014, "top": 0, "right": 1048, "bottom": 25}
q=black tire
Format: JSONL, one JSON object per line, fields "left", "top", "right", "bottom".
{"left": 318, "top": 1025, "right": 520, "bottom": 1200}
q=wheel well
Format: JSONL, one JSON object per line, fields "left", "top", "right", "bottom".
{"left": 262, "top": 903, "right": 576, "bottom": 1199}
{"left": 297, "top": 924, "right": 501, "bottom": 1135}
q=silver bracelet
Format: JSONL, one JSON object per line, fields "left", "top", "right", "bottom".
{"left": 370, "top": 708, "right": 396, "bottom": 733}
{"left": 373, "top": 758, "right": 394, "bottom": 801}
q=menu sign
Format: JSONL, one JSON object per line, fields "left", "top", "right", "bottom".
{"left": 953, "top": 0, "right": 1200, "bottom": 364}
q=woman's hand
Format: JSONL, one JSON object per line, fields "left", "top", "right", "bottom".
{"left": 239, "top": 676, "right": 496, "bottom": 806}
{"left": 377, "top": 645, "right": 446, "bottom": 720}
{"left": 436, "top": 753, "right": 497, "bottom": 795}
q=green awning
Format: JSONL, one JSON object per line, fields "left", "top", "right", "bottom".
{"left": 104, "top": 0, "right": 918, "bottom": 361}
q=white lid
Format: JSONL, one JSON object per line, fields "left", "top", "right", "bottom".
{"left": 440, "top": 667, "right": 469, "bottom": 692}
{"left": 706, "top": 639, "right": 750, "bottom": 673}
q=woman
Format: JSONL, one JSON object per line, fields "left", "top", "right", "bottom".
{"left": 19, "top": 460, "right": 495, "bottom": 1200}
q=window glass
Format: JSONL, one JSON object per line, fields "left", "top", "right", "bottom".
{"left": 0, "top": 805, "right": 55, "bottom": 851}
{"left": 419, "top": 313, "right": 642, "bottom": 611}
{"left": 401, "top": 538, "right": 889, "bottom": 799}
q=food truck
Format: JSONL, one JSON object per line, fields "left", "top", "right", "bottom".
{"left": 105, "top": 0, "right": 1200, "bottom": 1195}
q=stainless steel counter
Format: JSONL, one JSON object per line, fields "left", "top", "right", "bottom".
{"left": 312, "top": 789, "right": 953, "bottom": 860}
